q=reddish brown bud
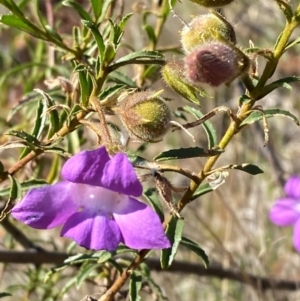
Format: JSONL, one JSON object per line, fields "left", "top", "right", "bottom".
{"left": 181, "top": 12, "right": 236, "bottom": 53}
{"left": 185, "top": 42, "right": 250, "bottom": 87}
{"left": 116, "top": 91, "right": 171, "bottom": 143}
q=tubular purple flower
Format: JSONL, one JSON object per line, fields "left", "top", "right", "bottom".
{"left": 269, "top": 176, "right": 300, "bottom": 252}
{"left": 11, "top": 146, "right": 171, "bottom": 251}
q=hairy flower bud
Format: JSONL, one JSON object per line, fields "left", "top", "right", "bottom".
{"left": 189, "top": 0, "right": 235, "bottom": 7}
{"left": 161, "top": 60, "right": 202, "bottom": 105}
{"left": 116, "top": 91, "right": 171, "bottom": 143}
{"left": 181, "top": 12, "right": 236, "bottom": 53}
{"left": 185, "top": 42, "right": 250, "bottom": 87}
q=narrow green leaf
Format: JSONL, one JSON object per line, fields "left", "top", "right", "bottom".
{"left": 144, "top": 24, "right": 157, "bottom": 46}
{"left": 98, "top": 0, "right": 114, "bottom": 23}
{"left": 35, "top": 89, "right": 60, "bottom": 138}
{"left": 108, "top": 71, "right": 138, "bottom": 88}
{"left": 0, "top": 292, "right": 12, "bottom": 299}
{"left": 62, "top": 1, "right": 92, "bottom": 21}
{"left": 114, "top": 50, "right": 163, "bottom": 64}
{"left": 228, "top": 163, "right": 263, "bottom": 175}
{"left": 274, "top": 0, "right": 293, "bottom": 22}
{"left": 254, "top": 76, "right": 300, "bottom": 100}
{"left": 191, "top": 183, "right": 213, "bottom": 201}
{"left": 76, "top": 67, "right": 92, "bottom": 107}
{"left": 82, "top": 20, "right": 105, "bottom": 62}
{"left": 241, "top": 108, "right": 300, "bottom": 126}
{"left": 96, "top": 250, "right": 112, "bottom": 263}
{"left": 8, "top": 175, "right": 22, "bottom": 200}
{"left": 19, "top": 100, "right": 46, "bottom": 159}
{"left": 180, "top": 237, "right": 209, "bottom": 268}
{"left": 129, "top": 272, "right": 142, "bottom": 301}
{"left": 0, "top": 15, "right": 43, "bottom": 39}
{"left": 119, "top": 13, "right": 134, "bottom": 30}
{"left": 160, "top": 216, "right": 184, "bottom": 268}
{"left": 0, "top": 179, "right": 47, "bottom": 197}
{"left": 284, "top": 37, "right": 300, "bottom": 52}
{"left": 181, "top": 106, "right": 218, "bottom": 148}
{"left": 144, "top": 188, "right": 164, "bottom": 222}
{"left": 154, "top": 147, "right": 224, "bottom": 162}
{"left": 99, "top": 84, "right": 125, "bottom": 102}
{"left": 91, "top": 0, "right": 103, "bottom": 20}
{"left": 76, "top": 264, "right": 98, "bottom": 288}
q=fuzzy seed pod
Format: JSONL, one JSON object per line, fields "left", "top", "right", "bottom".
{"left": 189, "top": 0, "right": 235, "bottom": 7}
{"left": 116, "top": 91, "right": 171, "bottom": 143}
{"left": 181, "top": 12, "right": 236, "bottom": 53}
{"left": 185, "top": 42, "right": 250, "bottom": 87}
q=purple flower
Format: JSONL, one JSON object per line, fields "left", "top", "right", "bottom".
{"left": 11, "top": 146, "right": 170, "bottom": 251}
{"left": 269, "top": 176, "right": 300, "bottom": 252}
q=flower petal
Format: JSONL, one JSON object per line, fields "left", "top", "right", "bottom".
{"left": 113, "top": 197, "right": 170, "bottom": 249}
{"left": 269, "top": 198, "right": 300, "bottom": 226}
{"left": 284, "top": 176, "right": 300, "bottom": 199}
{"left": 11, "top": 182, "right": 77, "bottom": 229}
{"left": 61, "top": 211, "right": 121, "bottom": 251}
{"left": 61, "top": 146, "right": 110, "bottom": 186}
{"left": 293, "top": 219, "right": 300, "bottom": 252}
{"left": 101, "top": 152, "right": 143, "bottom": 197}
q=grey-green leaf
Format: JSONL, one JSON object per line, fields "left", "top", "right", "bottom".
{"left": 160, "top": 216, "right": 184, "bottom": 268}
{"left": 180, "top": 237, "right": 209, "bottom": 268}
{"left": 241, "top": 108, "right": 300, "bottom": 127}
{"left": 154, "top": 147, "right": 224, "bottom": 162}
{"left": 129, "top": 272, "right": 142, "bottom": 301}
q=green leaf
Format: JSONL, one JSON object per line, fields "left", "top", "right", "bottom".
{"left": 114, "top": 50, "right": 163, "bottom": 64}
{"left": 227, "top": 163, "right": 263, "bottom": 175}
{"left": 284, "top": 37, "right": 300, "bottom": 52}
{"left": 129, "top": 272, "right": 142, "bottom": 301}
{"left": 99, "top": 84, "right": 125, "bottom": 102}
{"left": 274, "top": 0, "right": 293, "bottom": 22}
{"left": 34, "top": 89, "right": 60, "bottom": 138}
{"left": 108, "top": 71, "right": 138, "bottom": 88}
{"left": 91, "top": 0, "right": 103, "bottom": 20}
{"left": 19, "top": 100, "right": 46, "bottom": 159}
{"left": 254, "top": 76, "right": 300, "bottom": 100}
{"left": 98, "top": 0, "right": 114, "bottom": 23}
{"left": 76, "top": 66, "right": 92, "bottom": 107}
{"left": 82, "top": 20, "right": 105, "bottom": 62}
{"left": 119, "top": 13, "right": 134, "bottom": 31}
{"left": 143, "top": 188, "right": 164, "bottom": 222}
{"left": 96, "top": 250, "right": 112, "bottom": 263}
{"left": 62, "top": 1, "right": 92, "bottom": 21}
{"left": 241, "top": 108, "right": 300, "bottom": 126}
{"left": 180, "top": 106, "right": 218, "bottom": 148}
{"left": 180, "top": 237, "right": 209, "bottom": 268}
{"left": 8, "top": 175, "right": 22, "bottom": 200}
{"left": 76, "top": 263, "right": 98, "bottom": 289}
{"left": 0, "top": 15, "right": 43, "bottom": 39}
{"left": 0, "top": 292, "right": 12, "bottom": 299}
{"left": 143, "top": 24, "right": 157, "bottom": 46}
{"left": 191, "top": 183, "right": 213, "bottom": 201}
{"left": 160, "top": 216, "right": 184, "bottom": 268}
{"left": 154, "top": 147, "right": 224, "bottom": 162}
{"left": 0, "top": 179, "right": 47, "bottom": 197}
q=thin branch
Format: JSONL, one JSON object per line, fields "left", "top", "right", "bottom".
{"left": 0, "top": 250, "right": 299, "bottom": 291}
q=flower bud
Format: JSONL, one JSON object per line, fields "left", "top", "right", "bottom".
{"left": 185, "top": 42, "right": 250, "bottom": 87}
{"left": 116, "top": 91, "right": 171, "bottom": 143}
{"left": 181, "top": 12, "right": 236, "bottom": 53}
{"left": 161, "top": 60, "right": 201, "bottom": 105}
{"left": 189, "top": 0, "right": 235, "bottom": 7}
